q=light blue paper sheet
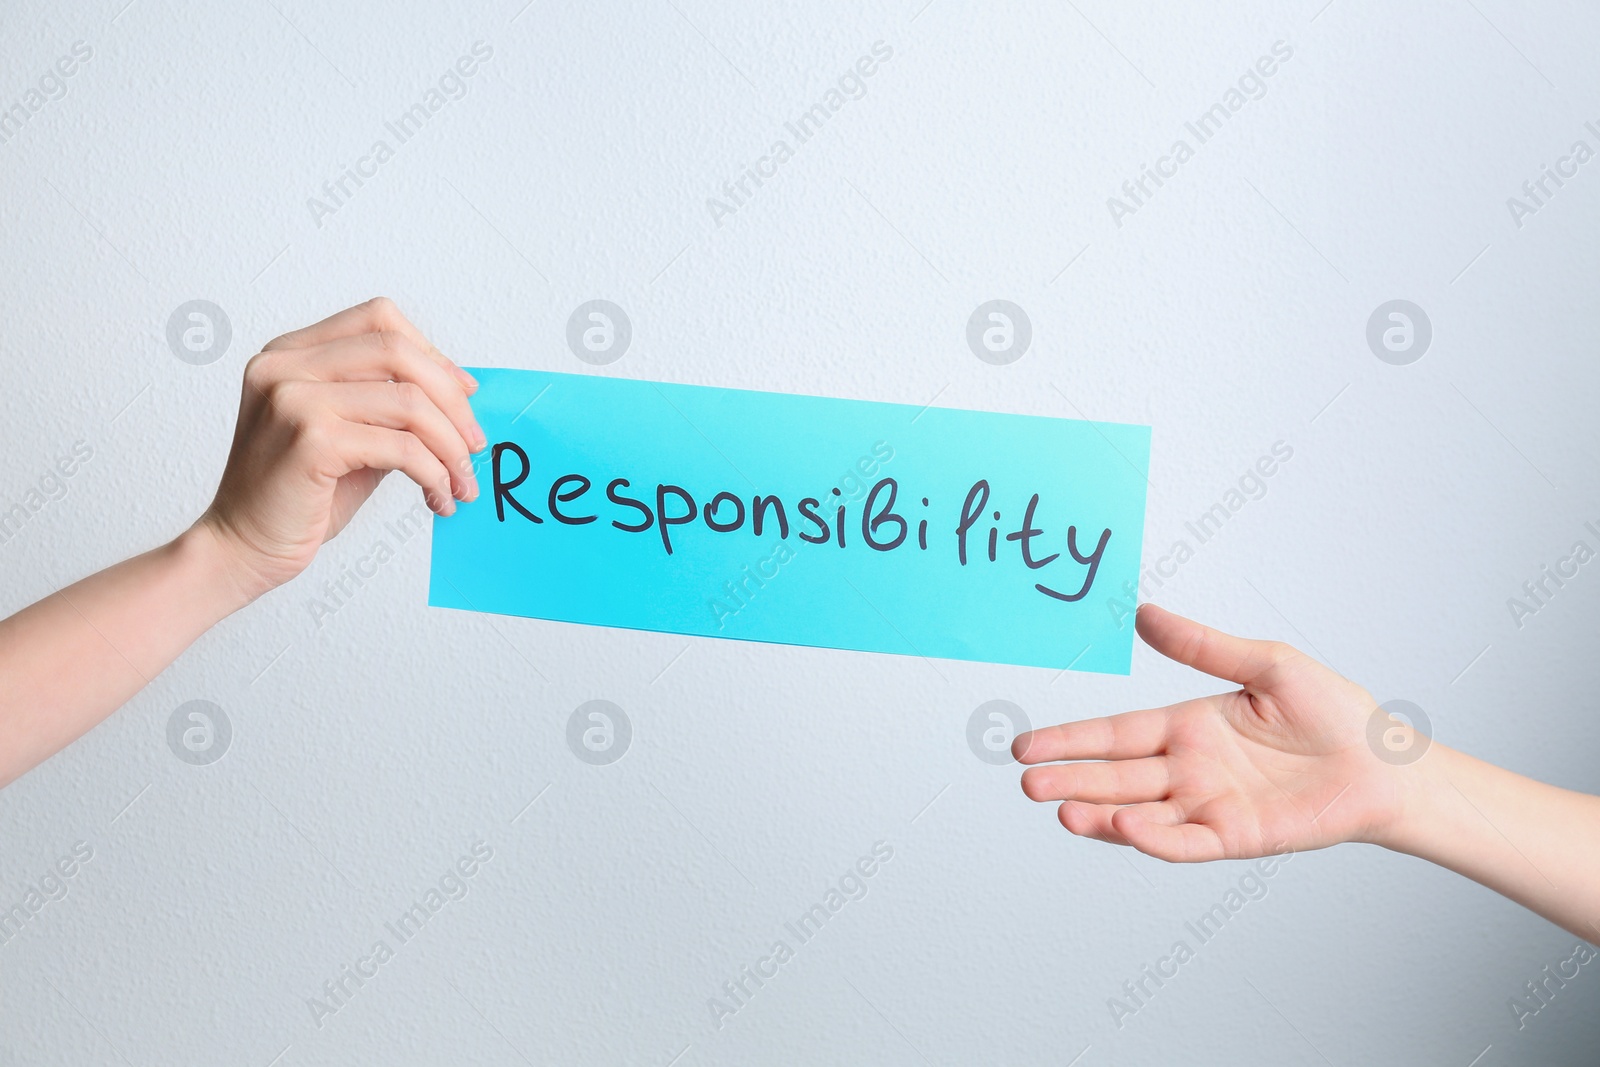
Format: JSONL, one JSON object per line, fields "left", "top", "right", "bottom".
{"left": 429, "top": 368, "right": 1150, "bottom": 673}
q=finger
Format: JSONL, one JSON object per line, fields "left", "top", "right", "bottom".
{"left": 1021, "top": 756, "right": 1170, "bottom": 805}
{"left": 312, "top": 381, "right": 478, "bottom": 501}
{"left": 266, "top": 297, "right": 478, "bottom": 393}
{"left": 1013, "top": 706, "right": 1170, "bottom": 764}
{"left": 1135, "top": 603, "right": 1293, "bottom": 686}
{"left": 1111, "top": 809, "right": 1227, "bottom": 863}
{"left": 292, "top": 332, "right": 486, "bottom": 456}
{"left": 1058, "top": 800, "right": 1186, "bottom": 844}
{"left": 322, "top": 421, "right": 456, "bottom": 515}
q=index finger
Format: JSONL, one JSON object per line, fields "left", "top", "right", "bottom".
{"left": 1013, "top": 705, "right": 1171, "bottom": 764}
{"left": 265, "top": 297, "right": 477, "bottom": 392}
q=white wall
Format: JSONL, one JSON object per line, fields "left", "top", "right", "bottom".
{"left": 2, "top": 0, "right": 1598, "bottom": 1063}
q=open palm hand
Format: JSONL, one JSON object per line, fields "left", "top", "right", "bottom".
{"left": 1016, "top": 605, "right": 1411, "bottom": 861}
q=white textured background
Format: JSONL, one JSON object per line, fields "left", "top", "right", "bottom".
{"left": 2, "top": 0, "right": 1599, "bottom": 1064}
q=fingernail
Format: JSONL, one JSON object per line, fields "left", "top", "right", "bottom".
{"left": 471, "top": 424, "right": 487, "bottom": 452}
{"left": 454, "top": 367, "right": 479, "bottom": 393}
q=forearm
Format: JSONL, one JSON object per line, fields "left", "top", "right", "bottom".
{"left": 1381, "top": 744, "right": 1600, "bottom": 941}
{"left": 0, "top": 523, "right": 251, "bottom": 786}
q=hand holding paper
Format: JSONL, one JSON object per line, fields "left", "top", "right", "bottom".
{"left": 0, "top": 298, "right": 482, "bottom": 785}
{"left": 199, "top": 298, "right": 485, "bottom": 602}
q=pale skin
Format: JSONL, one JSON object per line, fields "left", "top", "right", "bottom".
{"left": 0, "top": 298, "right": 484, "bottom": 789}
{"left": 1015, "top": 604, "right": 1600, "bottom": 941}
{"left": 4, "top": 308, "right": 1597, "bottom": 946}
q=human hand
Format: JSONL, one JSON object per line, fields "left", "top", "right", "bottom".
{"left": 192, "top": 298, "right": 486, "bottom": 603}
{"left": 1014, "top": 604, "right": 1418, "bottom": 861}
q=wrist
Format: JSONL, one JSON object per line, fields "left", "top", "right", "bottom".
{"left": 171, "top": 521, "right": 262, "bottom": 618}
{"left": 1364, "top": 740, "right": 1466, "bottom": 856}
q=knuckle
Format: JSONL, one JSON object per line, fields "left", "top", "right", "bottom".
{"left": 242, "top": 351, "right": 279, "bottom": 389}
{"left": 359, "top": 297, "right": 399, "bottom": 335}
{"left": 1262, "top": 640, "right": 1299, "bottom": 665}
{"left": 391, "top": 379, "right": 423, "bottom": 411}
{"left": 359, "top": 328, "right": 406, "bottom": 359}
{"left": 295, "top": 411, "right": 335, "bottom": 452}
{"left": 1102, "top": 717, "right": 1123, "bottom": 751}
{"left": 406, "top": 436, "right": 443, "bottom": 484}
{"left": 264, "top": 377, "right": 307, "bottom": 413}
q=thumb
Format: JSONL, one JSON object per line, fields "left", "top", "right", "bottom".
{"left": 1135, "top": 603, "right": 1291, "bottom": 686}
